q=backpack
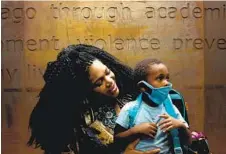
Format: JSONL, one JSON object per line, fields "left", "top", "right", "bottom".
{"left": 169, "top": 90, "right": 210, "bottom": 154}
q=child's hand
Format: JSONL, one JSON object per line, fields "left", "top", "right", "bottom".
{"left": 132, "top": 123, "right": 157, "bottom": 138}
{"left": 158, "top": 113, "right": 185, "bottom": 132}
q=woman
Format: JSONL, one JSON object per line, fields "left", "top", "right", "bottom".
{"left": 27, "top": 44, "right": 160, "bottom": 154}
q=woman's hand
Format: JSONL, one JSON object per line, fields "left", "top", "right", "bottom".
{"left": 132, "top": 123, "right": 157, "bottom": 138}
{"left": 124, "top": 139, "right": 160, "bottom": 154}
{"left": 158, "top": 114, "right": 186, "bottom": 132}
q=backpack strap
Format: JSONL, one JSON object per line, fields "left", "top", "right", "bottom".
{"left": 128, "top": 94, "right": 143, "bottom": 128}
{"left": 169, "top": 89, "right": 189, "bottom": 124}
{"left": 164, "top": 95, "right": 183, "bottom": 154}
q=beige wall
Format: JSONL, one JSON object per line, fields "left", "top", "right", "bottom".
{"left": 1, "top": 1, "right": 225, "bottom": 154}
{"left": 204, "top": 1, "right": 226, "bottom": 154}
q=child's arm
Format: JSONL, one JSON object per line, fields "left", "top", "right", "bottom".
{"left": 115, "top": 103, "right": 157, "bottom": 139}
{"left": 115, "top": 122, "right": 158, "bottom": 138}
{"left": 114, "top": 103, "right": 158, "bottom": 151}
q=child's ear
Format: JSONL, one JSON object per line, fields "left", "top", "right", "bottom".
{"left": 137, "top": 81, "right": 152, "bottom": 93}
{"left": 140, "top": 87, "right": 146, "bottom": 92}
{"left": 137, "top": 81, "right": 147, "bottom": 92}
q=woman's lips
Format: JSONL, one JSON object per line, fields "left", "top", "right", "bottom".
{"left": 109, "top": 83, "right": 118, "bottom": 94}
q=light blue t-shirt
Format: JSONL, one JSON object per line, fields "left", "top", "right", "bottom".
{"left": 116, "top": 100, "right": 188, "bottom": 154}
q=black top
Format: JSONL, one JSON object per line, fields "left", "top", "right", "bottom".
{"left": 74, "top": 95, "right": 134, "bottom": 154}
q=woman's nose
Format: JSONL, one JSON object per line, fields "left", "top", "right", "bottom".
{"left": 105, "top": 76, "right": 113, "bottom": 88}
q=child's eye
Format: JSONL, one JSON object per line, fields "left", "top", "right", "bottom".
{"left": 156, "top": 74, "right": 169, "bottom": 82}
{"left": 157, "top": 76, "right": 164, "bottom": 81}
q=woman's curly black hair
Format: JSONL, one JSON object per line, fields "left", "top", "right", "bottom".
{"left": 27, "top": 44, "right": 135, "bottom": 154}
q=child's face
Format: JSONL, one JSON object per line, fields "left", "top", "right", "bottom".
{"left": 146, "top": 63, "right": 170, "bottom": 88}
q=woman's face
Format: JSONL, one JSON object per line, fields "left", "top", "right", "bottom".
{"left": 89, "top": 60, "right": 119, "bottom": 98}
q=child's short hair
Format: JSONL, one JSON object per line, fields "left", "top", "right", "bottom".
{"left": 134, "top": 58, "right": 162, "bottom": 84}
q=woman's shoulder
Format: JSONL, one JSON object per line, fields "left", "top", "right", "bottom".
{"left": 117, "top": 93, "right": 137, "bottom": 107}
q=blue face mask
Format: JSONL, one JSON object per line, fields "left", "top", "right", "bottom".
{"left": 138, "top": 80, "right": 172, "bottom": 105}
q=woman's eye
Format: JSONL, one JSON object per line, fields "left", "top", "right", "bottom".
{"left": 94, "top": 80, "right": 103, "bottom": 88}
{"left": 97, "top": 81, "right": 103, "bottom": 86}
{"left": 106, "top": 69, "right": 111, "bottom": 75}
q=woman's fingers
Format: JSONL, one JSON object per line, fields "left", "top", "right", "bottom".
{"left": 127, "top": 139, "right": 140, "bottom": 150}
{"left": 124, "top": 139, "right": 144, "bottom": 154}
{"left": 144, "top": 148, "right": 161, "bottom": 154}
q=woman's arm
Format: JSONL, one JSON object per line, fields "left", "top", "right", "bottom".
{"left": 124, "top": 139, "right": 160, "bottom": 154}
{"left": 114, "top": 123, "right": 159, "bottom": 153}
{"left": 114, "top": 124, "right": 139, "bottom": 151}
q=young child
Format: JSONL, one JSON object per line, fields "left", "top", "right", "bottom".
{"left": 114, "top": 58, "right": 191, "bottom": 154}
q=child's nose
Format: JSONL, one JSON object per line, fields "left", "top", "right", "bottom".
{"left": 163, "top": 80, "right": 169, "bottom": 86}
